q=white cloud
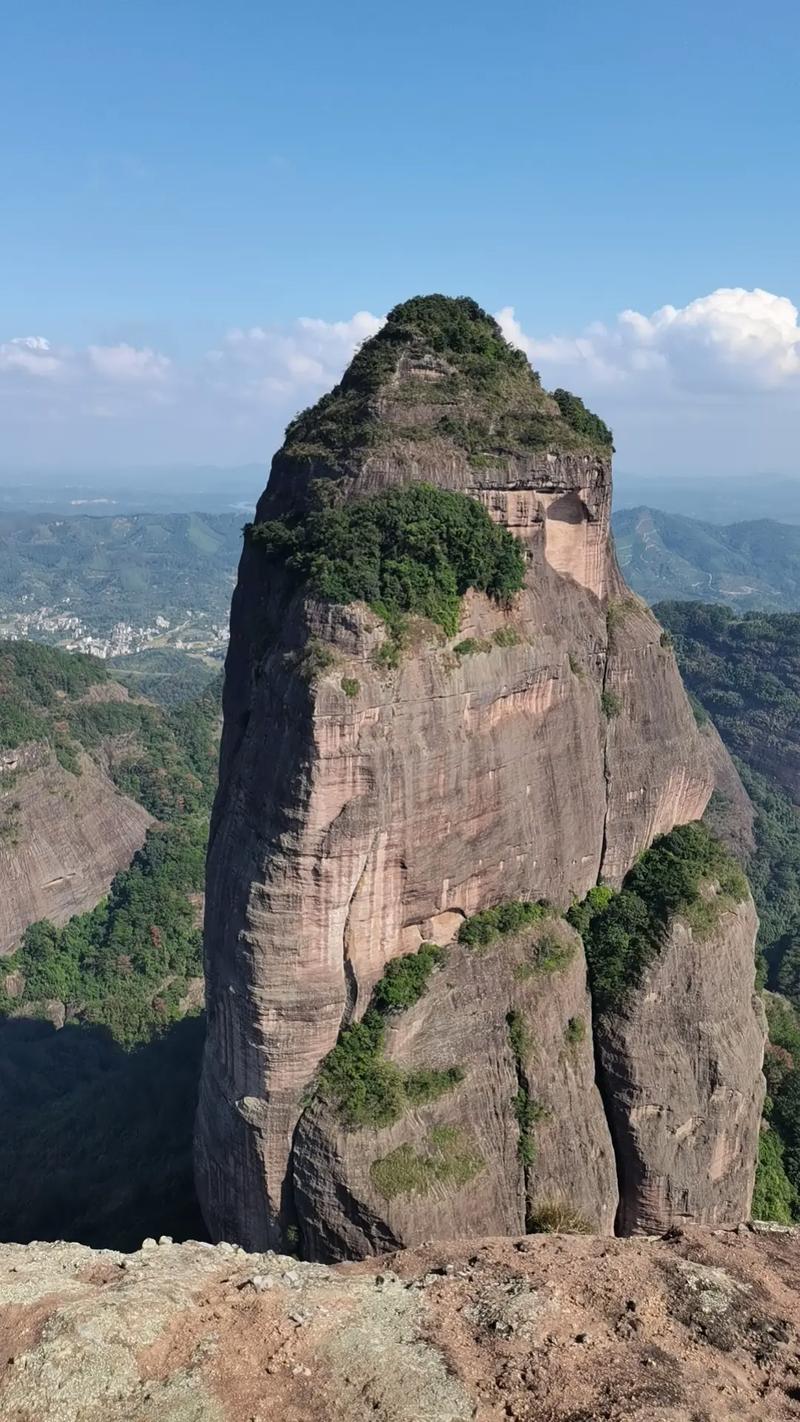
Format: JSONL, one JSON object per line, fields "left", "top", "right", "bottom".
{"left": 211, "top": 311, "right": 384, "bottom": 405}
{"left": 497, "top": 288, "right": 800, "bottom": 393}
{"left": 0, "top": 336, "right": 63, "bottom": 377}
{"left": 88, "top": 343, "right": 171, "bottom": 383}
{"left": 2, "top": 293, "right": 799, "bottom": 474}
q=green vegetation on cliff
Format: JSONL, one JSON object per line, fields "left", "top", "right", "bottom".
{"left": 315, "top": 944, "right": 463, "bottom": 1127}
{"left": 570, "top": 823, "right": 747, "bottom": 1014}
{"left": 506, "top": 1009, "right": 547, "bottom": 1168}
{"left": 752, "top": 1129, "right": 796, "bottom": 1224}
{"left": 756, "top": 995, "right": 800, "bottom": 1220}
{"left": 528, "top": 1200, "right": 592, "bottom": 1234}
{"left": 281, "top": 295, "right": 612, "bottom": 467}
{"left": 457, "top": 899, "right": 574, "bottom": 980}
{"left": 551, "top": 389, "right": 613, "bottom": 449}
{"left": 370, "top": 942, "right": 446, "bottom": 1012}
{"left": 249, "top": 482, "right": 526, "bottom": 637}
{"left": 458, "top": 898, "right": 552, "bottom": 949}
{"left": 1, "top": 817, "right": 206, "bottom": 1046}
{"left": 370, "top": 1125, "right": 484, "bottom": 1201}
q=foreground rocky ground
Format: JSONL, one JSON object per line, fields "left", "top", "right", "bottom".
{"left": 1, "top": 1225, "right": 799, "bottom": 1421}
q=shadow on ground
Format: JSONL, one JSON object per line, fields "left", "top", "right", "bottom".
{"left": 0, "top": 1013, "right": 207, "bottom": 1250}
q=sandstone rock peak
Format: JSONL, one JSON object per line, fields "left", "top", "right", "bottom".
{"left": 262, "top": 292, "right": 613, "bottom": 520}
{"left": 195, "top": 292, "right": 763, "bottom": 1259}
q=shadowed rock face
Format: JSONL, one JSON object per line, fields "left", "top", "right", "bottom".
{"left": 195, "top": 296, "right": 759, "bottom": 1256}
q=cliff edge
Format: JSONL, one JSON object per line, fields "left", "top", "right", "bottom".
{"left": 2, "top": 1227, "right": 799, "bottom": 1422}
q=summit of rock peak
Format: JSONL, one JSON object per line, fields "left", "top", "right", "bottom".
{"left": 262, "top": 293, "right": 612, "bottom": 514}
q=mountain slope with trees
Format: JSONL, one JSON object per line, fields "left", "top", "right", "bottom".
{"left": 659, "top": 600, "right": 800, "bottom": 1223}
{"left": 0, "top": 641, "right": 220, "bottom": 1248}
{"left": 614, "top": 507, "right": 800, "bottom": 611}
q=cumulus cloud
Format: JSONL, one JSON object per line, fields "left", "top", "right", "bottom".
{"left": 497, "top": 288, "right": 800, "bottom": 393}
{"left": 0, "top": 312, "right": 390, "bottom": 464}
{"left": 208, "top": 310, "right": 384, "bottom": 403}
{"left": 0, "top": 336, "right": 63, "bottom": 378}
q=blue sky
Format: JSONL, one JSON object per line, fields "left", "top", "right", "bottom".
{"left": 2, "top": 0, "right": 799, "bottom": 475}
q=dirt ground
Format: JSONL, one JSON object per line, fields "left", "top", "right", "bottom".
{"left": 1, "top": 1224, "right": 799, "bottom": 1420}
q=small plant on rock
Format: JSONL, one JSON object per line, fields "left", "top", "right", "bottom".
{"left": 529, "top": 1199, "right": 592, "bottom": 1234}
{"left": 565, "top": 1015, "right": 586, "bottom": 1048}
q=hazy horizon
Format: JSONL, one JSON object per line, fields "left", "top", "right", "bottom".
{"left": 1, "top": 463, "right": 798, "bottom": 527}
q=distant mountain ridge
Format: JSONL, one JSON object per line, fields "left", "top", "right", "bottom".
{"left": 613, "top": 506, "right": 800, "bottom": 610}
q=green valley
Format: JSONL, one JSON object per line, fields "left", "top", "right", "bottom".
{"left": 614, "top": 507, "right": 800, "bottom": 611}
{"left": 0, "top": 509, "right": 240, "bottom": 659}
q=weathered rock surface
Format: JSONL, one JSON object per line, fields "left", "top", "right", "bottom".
{"left": 293, "top": 920, "right": 618, "bottom": 1260}
{"left": 196, "top": 297, "right": 753, "bottom": 1255}
{"left": 2, "top": 1227, "right": 800, "bottom": 1421}
{"left": 701, "top": 719, "right": 757, "bottom": 860}
{"left": 0, "top": 742, "right": 152, "bottom": 957}
{"left": 597, "top": 891, "right": 766, "bottom": 1235}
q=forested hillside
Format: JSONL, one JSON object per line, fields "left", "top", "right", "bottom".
{"left": 0, "top": 641, "right": 220, "bottom": 1247}
{"left": 614, "top": 507, "right": 800, "bottom": 610}
{"left": 659, "top": 601, "right": 800, "bottom": 1223}
{"left": 108, "top": 647, "right": 221, "bottom": 706}
{"left": 0, "top": 510, "right": 239, "bottom": 655}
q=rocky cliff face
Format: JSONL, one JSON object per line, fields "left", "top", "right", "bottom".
{"left": 596, "top": 892, "right": 766, "bottom": 1235}
{"left": 196, "top": 296, "right": 762, "bottom": 1256}
{"left": 0, "top": 740, "right": 152, "bottom": 958}
{"left": 293, "top": 920, "right": 618, "bottom": 1260}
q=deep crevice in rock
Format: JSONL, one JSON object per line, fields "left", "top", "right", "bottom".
{"left": 591, "top": 620, "right": 627, "bottom": 1234}
{"left": 589, "top": 1016, "right": 627, "bottom": 1236}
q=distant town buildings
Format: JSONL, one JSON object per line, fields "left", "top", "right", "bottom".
{"left": 0, "top": 605, "right": 228, "bottom": 659}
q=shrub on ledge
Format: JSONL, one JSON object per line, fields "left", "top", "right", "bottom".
{"left": 247, "top": 482, "right": 525, "bottom": 638}
{"left": 459, "top": 899, "right": 552, "bottom": 950}
{"left": 315, "top": 944, "right": 462, "bottom": 1127}
{"left": 570, "top": 822, "right": 749, "bottom": 1014}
